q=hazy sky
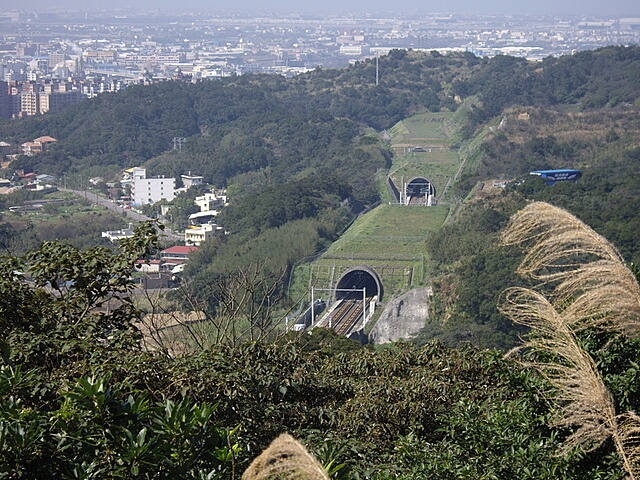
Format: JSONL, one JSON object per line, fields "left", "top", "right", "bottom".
{"left": 3, "top": 0, "right": 639, "bottom": 16}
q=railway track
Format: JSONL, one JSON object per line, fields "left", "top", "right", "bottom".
{"left": 329, "top": 297, "right": 372, "bottom": 336}
{"left": 406, "top": 195, "right": 427, "bottom": 205}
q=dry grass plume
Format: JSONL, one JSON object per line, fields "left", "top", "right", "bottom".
{"left": 502, "top": 201, "right": 640, "bottom": 335}
{"left": 499, "top": 201, "right": 640, "bottom": 479}
{"left": 242, "top": 434, "right": 329, "bottom": 480}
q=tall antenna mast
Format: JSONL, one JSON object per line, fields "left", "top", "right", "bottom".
{"left": 375, "top": 53, "right": 379, "bottom": 86}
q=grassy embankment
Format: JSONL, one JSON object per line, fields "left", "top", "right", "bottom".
{"left": 292, "top": 110, "right": 467, "bottom": 303}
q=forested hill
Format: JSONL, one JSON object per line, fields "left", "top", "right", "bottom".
{"left": 3, "top": 46, "right": 640, "bottom": 480}
{"left": 1, "top": 46, "right": 639, "bottom": 201}
{"left": 454, "top": 46, "right": 640, "bottom": 122}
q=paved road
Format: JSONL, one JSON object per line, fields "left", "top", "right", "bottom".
{"left": 60, "top": 188, "right": 184, "bottom": 241}
{"left": 60, "top": 188, "right": 152, "bottom": 222}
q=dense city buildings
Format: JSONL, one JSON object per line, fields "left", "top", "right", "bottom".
{"left": 0, "top": 9, "right": 639, "bottom": 118}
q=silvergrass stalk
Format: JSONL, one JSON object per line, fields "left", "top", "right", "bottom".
{"left": 242, "top": 434, "right": 330, "bottom": 480}
{"left": 500, "top": 202, "right": 640, "bottom": 479}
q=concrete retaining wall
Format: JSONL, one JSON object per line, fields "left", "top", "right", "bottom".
{"left": 368, "top": 287, "right": 431, "bottom": 344}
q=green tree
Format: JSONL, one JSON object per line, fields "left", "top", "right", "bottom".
{"left": 0, "top": 221, "right": 160, "bottom": 370}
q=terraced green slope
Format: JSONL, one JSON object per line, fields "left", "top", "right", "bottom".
{"left": 291, "top": 110, "right": 480, "bottom": 302}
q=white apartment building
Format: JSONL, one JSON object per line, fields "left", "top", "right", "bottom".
{"left": 194, "top": 190, "right": 228, "bottom": 212}
{"left": 339, "top": 44, "right": 370, "bottom": 56}
{"left": 131, "top": 167, "right": 175, "bottom": 205}
{"left": 181, "top": 173, "right": 204, "bottom": 189}
{"left": 101, "top": 225, "right": 135, "bottom": 243}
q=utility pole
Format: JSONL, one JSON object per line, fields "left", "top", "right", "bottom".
{"left": 362, "top": 287, "right": 367, "bottom": 327}
{"left": 311, "top": 287, "right": 315, "bottom": 326}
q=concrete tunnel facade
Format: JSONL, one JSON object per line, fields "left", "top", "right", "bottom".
{"left": 334, "top": 266, "right": 383, "bottom": 302}
{"left": 406, "top": 176, "right": 436, "bottom": 199}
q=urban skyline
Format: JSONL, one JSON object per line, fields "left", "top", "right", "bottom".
{"left": 2, "top": 8, "right": 639, "bottom": 119}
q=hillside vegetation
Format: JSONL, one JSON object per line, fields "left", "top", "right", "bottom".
{"left": 3, "top": 215, "right": 640, "bottom": 478}
{"left": 420, "top": 104, "right": 640, "bottom": 350}
{"left": 1, "top": 45, "right": 640, "bottom": 478}
{"left": 1, "top": 46, "right": 638, "bottom": 333}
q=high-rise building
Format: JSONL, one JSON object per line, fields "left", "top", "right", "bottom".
{"left": 20, "top": 89, "right": 41, "bottom": 116}
{"left": 39, "top": 90, "right": 82, "bottom": 114}
{"left": 48, "top": 53, "right": 66, "bottom": 69}
{"left": 0, "top": 81, "right": 10, "bottom": 119}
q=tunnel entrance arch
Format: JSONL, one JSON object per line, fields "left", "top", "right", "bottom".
{"left": 404, "top": 176, "right": 436, "bottom": 205}
{"left": 335, "top": 266, "right": 383, "bottom": 302}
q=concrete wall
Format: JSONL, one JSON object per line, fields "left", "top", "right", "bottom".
{"left": 368, "top": 287, "right": 431, "bottom": 344}
{"left": 386, "top": 176, "right": 400, "bottom": 203}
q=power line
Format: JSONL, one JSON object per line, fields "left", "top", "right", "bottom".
{"left": 172, "top": 137, "right": 186, "bottom": 151}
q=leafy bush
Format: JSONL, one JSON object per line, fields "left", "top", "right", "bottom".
{"left": 0, "top": 368, "right": 240, "bottom": 479}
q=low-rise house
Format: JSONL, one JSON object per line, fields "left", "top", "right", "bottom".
{"left": 188, "top": 210, "right": 219, "bottom": 225}
{"left": 0, "top": 141, "right": 11, "bottom": 157}
{"left": 181, "top": 173, "right": 204, "bottom": 189}
{"left": 159, "top": 245, "right": 197, "bottom": 270}
{"left": 35, "top": 174, "right": 56, "bottom": 185}
{"left": 101, "top": 225, "right": 135, "bottom": 243}
{"left": 135, "top": 259, "right": 161, "bottom": 273}
{"left": 185, "top": 224, "right": 221, "bottom": 246}
{"left": 194, "top": 190, "right": 227, "bottom": 212}
{"left": 21, "top": 141, "right": 43, "bottom": 156}
{"left": 21, "top": 136, "right": 57, "bottom": 156}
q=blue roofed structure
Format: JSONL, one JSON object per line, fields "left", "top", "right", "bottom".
{"left": 529, "top": 169, "right": 582, "bottom": 186}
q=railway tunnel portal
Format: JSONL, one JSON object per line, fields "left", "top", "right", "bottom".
{"left": 404, "top": 176, "right": 436, "bottom": 205}
{"left": 334, "top": 266, "right": 383, "bottom": 302}
{"left": 310, "top": 266, "right": 383, "bottom": 340}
